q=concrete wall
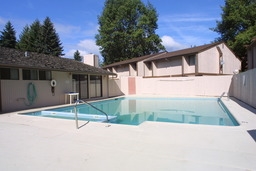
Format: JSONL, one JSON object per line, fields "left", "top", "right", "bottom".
{"left": 115, "top": 65, "right": 129, "bottom": 77}
{"left": 154, "top": 57, "right": 182, "bottom": 76}
{"left": 1, "top": 71, "right": 112, "bottom": 113}
{"left": 229, "top": 68, "right": 256, "bottom": 108}
{"left": 198, "top": 47, "right": 219, "bottom": 74}
{"left": 198, "top": 43, "right": 240, "bottom": 75}
{"left": 109, "top": 75, "right": 233, "bottom": 97}
{"left": 1, "top": 71, "right": 72, "bottom": 112}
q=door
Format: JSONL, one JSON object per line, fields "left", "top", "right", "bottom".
{"left": 72, "top": 74, "right": 88, "bottom": 99}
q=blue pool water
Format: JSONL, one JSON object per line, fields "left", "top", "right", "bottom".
{"left": 22, "top": 97, "right": 239, "bottom": 126}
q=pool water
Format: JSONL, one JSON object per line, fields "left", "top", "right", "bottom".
{"left": 23, "top": 97, "right": 239, "bottom": 126}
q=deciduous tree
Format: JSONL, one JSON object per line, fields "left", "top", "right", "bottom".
{"left": 96, "top": 0, "right": 165, "bottom": 65}
{"left": 212, "top": 0, "right": 256, "bottom": 70}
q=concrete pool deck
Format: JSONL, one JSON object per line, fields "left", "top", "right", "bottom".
{"left": 0, "top": 97, "right": 256, "bottom": 171}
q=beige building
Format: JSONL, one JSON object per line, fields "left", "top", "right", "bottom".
{"left": 103, "top": 42, "right": 241, "bottom": 77}
{"left": 0, "top": 47, "right": 115, "bottom": 113}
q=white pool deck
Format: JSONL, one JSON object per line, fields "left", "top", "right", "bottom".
{"left": 0, "top": 97, "right": 256, "bottom": 171}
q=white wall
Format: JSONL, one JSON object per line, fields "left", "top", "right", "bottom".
{"left": 108, "top": 75, "right": 233, "bottom": 98}
{"left": 136, "top": 76, "right": 232, "bottom": 96}
{"left": 221, "top": 44, "right": 241, "bottom": 74}
{"left": 154, "top": 57, "right": 182, "bottom": 76}
{"left": 1, "top": 71, "right": 72, "bottom": 112}
{"left": 115, "top": 65, "right": 129, "bottom": 77}
{"left": 198, "top": 47, "right": 219, "bottom": 74}
{"left": 230, "top": 68, "right": 256, "bottom": 108}
{"left": 1, "top": 71, "right": 112, "bottom": 113}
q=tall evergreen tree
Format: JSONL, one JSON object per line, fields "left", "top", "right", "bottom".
{"left": 96, "top": 0, "right": 165, "bottom": 65}
{"left": 212, "top": 0, "right": 256, "bottom": 70}
{"left": 17, "top": 25, "right": 32, "bottom": 51}
{"left": 17, "top": 17, "right": 64, "bottom": 57}
{"left": 41, "top": 17, "right": 64, "bottom": 57}
{"left": 0, "top": 21, "right": 17, "bottom": 48}
{"left": 28, "top": 19, "right": 43, "bottom": 53}
{"left": 73, "top": 50, "right": 82, "bottom": 61}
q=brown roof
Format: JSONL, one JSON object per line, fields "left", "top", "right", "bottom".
{"left": 0, "top": 47, "right": 115, "bottom": 75}
{"left": 102, "top": 52, "right": 167, "bottom": 68}
{"left": 144, "top": 42, "right": 223, "bottom": 62}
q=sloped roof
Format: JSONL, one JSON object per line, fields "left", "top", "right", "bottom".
{"left": 144, "top": 42, "right": 224, "bottom": 62}
{"left": 102, "top": 52, "right": 167, "bottom": 68}
{"left": 0, "top": 47, "right": 115, "bottom": 75}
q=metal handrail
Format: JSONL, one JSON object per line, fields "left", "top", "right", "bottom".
{"left": 219, "top": 92, "right": 230, "bottom": 101}
{"left": 74, "top": 99, "right": 109, "bottom": 129}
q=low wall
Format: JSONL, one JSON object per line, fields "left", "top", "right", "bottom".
{"left": 229, "top": 68, "right": 256, "bottom": 108}
{"left": 110, "top": 75, "right": 233, "bottom": 97}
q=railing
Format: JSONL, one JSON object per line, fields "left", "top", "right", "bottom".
{"left": 74, "top": 99, "right": 109, "bottom": 129}
{"left": 219, "top": 92, "right": 230, "bottom": 100}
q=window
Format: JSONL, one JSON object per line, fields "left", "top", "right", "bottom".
{"left": 23, "top": 69, "right": 38, "bottom": 80}
{"left": 39, "top": 70, "right": 51, "bottom": 80}
{"left": 23, "top": 69, "right": 51, "bottom": 80}
{"left": 188, "top": 55, "right": 195, "bottom": 66}
{"left": 0, "top": 68, "right": 19, "bottom": 80}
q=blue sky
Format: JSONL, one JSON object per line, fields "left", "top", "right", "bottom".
{"left": 0, "top": 0, "right": 224, "bottom": 59}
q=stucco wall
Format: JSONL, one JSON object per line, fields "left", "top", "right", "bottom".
{"left": 198, "top": 47, "right": 219, "bottom": 74}
{"left": 154, "top": 57, "right": 182, "bottom": 76}
{"left": 221, "top": 44, "right": 241, "bottom": 74}
{"left": 136, "top": 76, "right": 232, "bottom": 96}
{"left": 115, "top": 65, "right": 129, "bottom": 77}
{"left": 1, "top": 71, "right": 72, "bottom": 112}
{"left": 198, "top": 43, "right": 240, "bottom": 75}
{"left": 229, "top": 68, "right": 256, "bottom": 108}
{"left": 108, "top": 75, "right": 233, "bottom": 97}
{"left": 1, "top": 71, "right": 112, "bottom": 113}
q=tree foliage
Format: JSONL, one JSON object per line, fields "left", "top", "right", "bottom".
{"left": 96, "top": 0, "right": 165, "bottom": 65}
{"left": 212, "top": 0, "right": 256, "bottom": 70}
{"left": 17, "top": 17, "right": 64, "bottom": 57}
{"left": 74, "top": 50, "right": 82, "bottom": 61}
{"left": 41, "top": 17, "right": 64, "bottom": 56}
{"left": 0, "top": 21, "right": 17, "bottom": 48}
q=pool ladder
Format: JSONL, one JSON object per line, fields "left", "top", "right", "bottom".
{"left": 219, "top": 92, "right": 230, "bottom": 100}
{"left": 74, "top": 99, "right": 109, "bottom": 129}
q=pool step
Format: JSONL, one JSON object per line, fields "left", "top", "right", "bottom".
{"left": 41, "top": 111, "right": 117, "bottom": 122}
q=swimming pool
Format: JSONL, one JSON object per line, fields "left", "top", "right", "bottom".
{"left": 22, "top": 97, "right": 239, "bottom": 126}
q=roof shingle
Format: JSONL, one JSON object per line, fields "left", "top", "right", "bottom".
{"left": 144, "top": 42, "right": 223, "bottom": 62}
{"left": 0, "top": 47, "right": 115, "bottom": 75}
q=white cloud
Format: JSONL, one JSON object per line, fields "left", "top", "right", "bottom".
{"left": 160, "top": 14, "right": 219, "bottom": 23}
{"left": 161, "top": 35, "right": 188, "bottom": 51}
{"left": 55, "top": 23, "right": 81, "bottom": 36}
{"left": 78, "top": 39, "right": 100, "bottom": 54}
{"left": 64, "top": 39, "right": 101, "bottom": 59}
{"left": 0, "top": 17, "right": 6, "bottom": 25}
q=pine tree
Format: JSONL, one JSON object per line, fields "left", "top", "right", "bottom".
{"left": 17, "top": 25, "right": 31, "bottom": 51}
{"left": 17, "top": 17, "right": 64, "bottom": 57}
{"left": 0, "top": 21, "right": 17, "bottom": 48}
{"left": 74, "top": 50, "right": 82, "bottom": 61}
{"left": 28, "top": 19, "right": 43, "bottom": 53}
{"left": 96, "top": 0, "right": 165, "bottom": 65}
{"left": 41, "top": 17, "right": 64, "bottom": 57}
